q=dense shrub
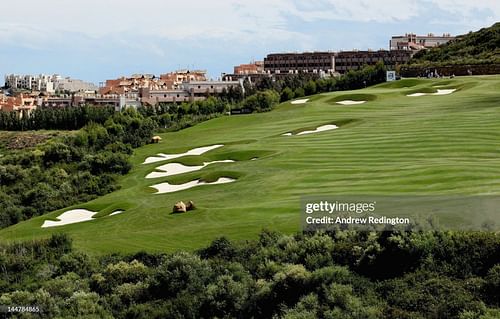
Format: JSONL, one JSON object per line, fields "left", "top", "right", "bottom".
{"left": 2, "top": 231, "right": 500, "bottom": 318}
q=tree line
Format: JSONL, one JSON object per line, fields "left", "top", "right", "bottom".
{"left": 1, "top": 230, "right": 499, "bottom": 318}
{"left": 0, "top": 106, "right": 115, "bottom": 131}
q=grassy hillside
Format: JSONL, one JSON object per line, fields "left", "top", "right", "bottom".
{"left": 409, "top": 22, "right": 500, "bottom": 65}
{"left": 2, "top": 76, "right": 500, "bottom": 254}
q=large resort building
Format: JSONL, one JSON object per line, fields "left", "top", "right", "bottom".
{"left": 263, "top": 50, "right": 413, "bottom": 76}
{"left": 259, "top": 32, "right": 453, "bottom": 77}
{"left": 264, "top": 52, "right": 336, "bottom": 76}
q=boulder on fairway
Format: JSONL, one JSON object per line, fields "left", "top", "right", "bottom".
{"left": 173, "top": 201, "right": 187, "bottom": 213}
{"left": 186, "top": 200, "right": 196, "bottom": 211}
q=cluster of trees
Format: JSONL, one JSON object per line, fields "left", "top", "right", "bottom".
{"left": 0, "top": 109, "right": 155, "bottom": 229}
{"left": 0, "top": 106, "right": 115, "bottom": 131}
{"left": 409, "top": 22, "right": 500, "bottom": 67}
{"left": 251, "top": 61, "right": 387, "bottom": 103}
{"left": 1, "top": 230, "right": 500, "bottom": 318}
{"left": 139, "top": 97, "right": 229, "bottom": 132}
{"left": 240, "top": 90, "right": 280, "bottom": 112}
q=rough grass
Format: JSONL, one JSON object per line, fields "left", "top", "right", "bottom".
{"left": 2, "top": 76, "right": 500, "bottom": 255}
{"left": 0, "top": 130, "right": 73, "bottom": 152}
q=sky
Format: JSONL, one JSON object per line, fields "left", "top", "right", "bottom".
{"left": 0, "top": 0, "right": 499, "bottom": 84}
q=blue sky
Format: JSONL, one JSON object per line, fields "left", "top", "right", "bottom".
{"left": 1, "top": 0, "right": 499, "bottom": 84}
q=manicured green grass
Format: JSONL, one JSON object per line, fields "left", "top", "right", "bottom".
{"left": 2, "top": 76, "right": 500, "bottom": 255}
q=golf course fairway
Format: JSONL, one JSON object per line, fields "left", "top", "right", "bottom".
{"left": 2, "top": 76, "right": 500, "bottom": 255}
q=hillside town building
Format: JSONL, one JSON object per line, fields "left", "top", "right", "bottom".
{"left": 390, "top": 33, "right": 455, "bottom": 51}
{"left": 234, "top": 61, "right": 264, "bottom": 75}
{"left": 4, "top": 74, "right": 97, "bottom": 93}
{"left": 0, "top": 93, "right": 37, "bottom": 115}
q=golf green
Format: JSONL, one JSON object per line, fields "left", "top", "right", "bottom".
{"left": 2, "top": 76, "right": 500, "bottom": 255}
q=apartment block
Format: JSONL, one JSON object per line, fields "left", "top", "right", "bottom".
{"left": 5, "top": 74, "right": 97, "bottom": 93}
{"left": 54, "top": 76, "right": 98, "bottom": 92}
{"left": 264, "top": 52, "right": 336, "bottom": 75}
{"left": 263, "top": 50, "right": 412, "bottom": 75}
{"left": 234, "top": 61, "right": 264, "bottom": 75}
{"left": 334, "top": 50, "right": 413, "bottom": 73}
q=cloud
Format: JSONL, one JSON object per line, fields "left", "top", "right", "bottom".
{"left": 0, "top": 0, "right": 498, "bottom": 82}
{"left": 423, "top": 0, "right": 500, "bottom": 28}
{"left": 0, "top": 0, "right": 498, "bottom": 42}
{"left": 288, "top": 0, "right": 422, "bottom": 22}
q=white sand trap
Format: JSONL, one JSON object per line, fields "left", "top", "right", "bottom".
{"left": 283, "top": 124, "right": 338, "bottom": 136}
{"left": 291, "top": 99, "right": 309, "bottom": 104}
{"left": 151, "top": 177, "right": 236, "bottom": 194}
{"left": 407, "top": 89, "right": 456, "bottom": 97}
{"left": 42, "top": 209, "right": 97, "bottom": 228}
{"left": 336, "top": 100, "right": 366, "bottom": 105}
{"left": 146, "top": 160, "right": 235, "bottom": 179}
{"left": 282, "top": 125, "right": 339, "bottom": 136}
{"left": 297, "top": 125, "right": 338, "bottom": 135}
{"left": 42, "top": 209, "right": 125, "bottom": 228}
{"left": 433, "top": 89, "right": 456, "bottom": 95}
{"left": 251, "top": 157, "right": 258, "bottom": 161}
{"left": 143, "top": 145, "right": 224, "bottom": 164}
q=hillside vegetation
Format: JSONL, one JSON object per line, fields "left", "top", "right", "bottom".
{"left": 1, "top": 231, "right": 500, "bottom": 318}
{"left": 409, "top": 22, "right": 500, "bottom": 66}
{"left": 0, "top": 109, "right": 155, "bottom": 228}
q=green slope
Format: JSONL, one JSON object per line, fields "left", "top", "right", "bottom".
{"left": 409, "top": 22, "right": 500, "bottom": 65}
{"left": 2, "top": 76, "right": 500, "bottom": 254}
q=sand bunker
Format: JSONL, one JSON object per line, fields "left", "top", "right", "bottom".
{"left": 283, "top": 124, "right": 338, "bottom": 136}
{"left": 143, "top": 145, "right": 224, "bottom": 164}
{"left": 433, "top": 89, "right": 456, "bottom": 95}
{"left": 407, "top": 93, "right": 427, "bottom": 97}
{"left": 151, "top": 177, "right": 236, "bottom": 194}
{"left": 407, "top": 89, "right": 456, "bottom": 97}
{"left": 42, "top": 209, "right": 96, "bottom": 228}
{"left": 146, "top": 160, "right": 235, "bottom": 179}
{"left": 291, "top": 99, "right": 309, "bottom": 104}
{"left": 297, "top": 125, "right": 338, "bottom": 135}
{"left": 336, "top": 100, "right": 366, "bottom": 105}
{"left": 42, "top": 209, "right": 125, "bottom": 228}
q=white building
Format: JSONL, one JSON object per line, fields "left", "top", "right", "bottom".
{"left": 4, "top": 74, "right": 97, "bottom": 93}
{"left": 390, "top": 33, "right": 455, "bottom": 51}
{"left": 5, "top": 74, "right": 55, "bottom": 93}
{"left": 54, "top": 77, "right": 98, "bottom": 93}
